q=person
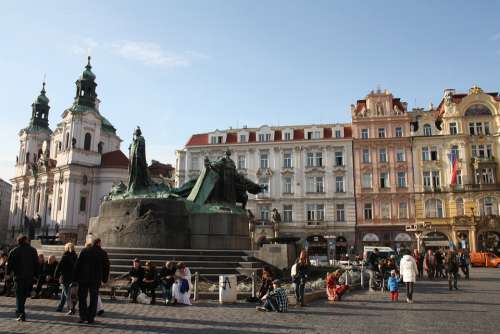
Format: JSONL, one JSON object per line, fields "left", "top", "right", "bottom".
{"left": 459, "top": 250, "right": 470, "bottom": 280}
{"left": 0, "top": 253, "right": 13, "bottom": 296}
{"left": 258, "top": 266, "right": 274, "bottom": 300}
{"left": 366, "top": 248, "right": 380, "bottom": 292}
{"left": 291, "top": 250, "right": 309, "bottom": 306}
{"left": 73, "top": 238, "right": 110, "bottom": 324}
{"left": 435, "top": 250, "right": 445, "bottom": 279}
{"left": 32, "top": 254, "right": 45, "bottom": 298}
{"left": 159, "top": 261, "right": 176, "bottom": 304}
{"left": 119, "top": 259, "right": 144, "bottom": 303}
{"left": 412, "top": 249, "right": 424, "bottom": 279}
{"left": 399, "top": 250, "right": 418, "bottom": 303}
{"left": 256, "top": 279, "right": 288, "bottom": 312}
{"left": 423, "top": 249, "right": 436, "bottom": 280}
{"left": 326, "top": 269, "right": 349, "bottom": 301}
{"left": 33, "top": 255, "right": 59, "bottom": 299}
{"left": 445, "top": 250, "right": 459, "bottom": 291}
{"left": 6, "top": 235, "right": 39, "bottom": 321}
{"left": 142, "top": 261, "right": 158, "bottom": 305}
{"left": 387, "top": 270, "right": 400, "bottom": 302}
{"left": 171, "top": 262, "right": 192, "bottom": 305}
{"left": 55, "top": 242, "right": 78, "bottom": 314}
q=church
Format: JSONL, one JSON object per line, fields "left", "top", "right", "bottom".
{"left": 8, "top": 57, "right": 129, "bottom": 243}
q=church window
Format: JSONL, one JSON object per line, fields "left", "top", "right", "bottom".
{"left": 84, "top": 133, "right": 92, "bottom": 151}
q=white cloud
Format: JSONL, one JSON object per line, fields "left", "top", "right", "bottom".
{"left": 71, "top": 37, "right": 99, "bottom": 56}
{"left": 111, "top": 41, "right": 194, "bottom": 67}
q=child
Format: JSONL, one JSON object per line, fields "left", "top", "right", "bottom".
{"left": 387, "top": 270, "right": 400, "bottom": 302}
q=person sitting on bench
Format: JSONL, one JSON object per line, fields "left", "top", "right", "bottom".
{"left": 256, "top": 279, "right": 288, "bottom": 313}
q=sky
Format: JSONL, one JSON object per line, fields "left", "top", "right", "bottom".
{"left": 1, "top": 0, "right": 499, "bottom": 181}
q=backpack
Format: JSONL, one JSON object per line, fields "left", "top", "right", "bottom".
{"left": 180, "top": 278, "right": 189, "bottom": 293}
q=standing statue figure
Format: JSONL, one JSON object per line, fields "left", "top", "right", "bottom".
{"left": 271, "top": 208, "right": 281, "bottom": 239}
{"left": 128, "top": 126, "right": 151, "bottom": 193}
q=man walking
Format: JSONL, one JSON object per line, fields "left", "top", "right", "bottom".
{"left": 6, "top": 235, "right": 39, "bottom": 321}
{"left": 74, "top": 238, "right": 110, "bottom": 324}
{"left": 366, "top": 248, "right": 380, "bottom": 292}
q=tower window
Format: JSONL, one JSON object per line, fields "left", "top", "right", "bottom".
{"left": 84, "top": 133, "right": 92, "bottom": 151}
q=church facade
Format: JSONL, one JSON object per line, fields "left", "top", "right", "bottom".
{"left": 8, "top": 58, "right": 128, "bottom": 243}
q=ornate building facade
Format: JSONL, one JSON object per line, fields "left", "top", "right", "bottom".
{"left": 176, "top": 124, "right": 356, "bottom": 255}
{"left": 0, "top": 178, "right": 12, "bottom": 243}
{"left": 412, "top": 86, "right": 500, "bottom": 252}
{"left": 351, "top": 89, "right": 415, "bottom": 249}
{"left": 8, "top": 58, "right": 128, "bottom": 243}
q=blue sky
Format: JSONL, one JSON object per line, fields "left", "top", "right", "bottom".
{"left": 1, "top": 0, "right": 499, "bottom": 180}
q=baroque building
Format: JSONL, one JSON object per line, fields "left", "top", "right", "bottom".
{"left": 8, "top": 58, "right": 128, "bottom": 243}
{"left": 176, "top": 124, "right": 356, "bottom": 256}
{"left": 412, "top": 86, "right": 500, "bottom": 252}
{"left": 0, "top": 178, "right": 12, "bottom": 243}
{"left": 351, "top": 89, "right": 415, "bottom": 249}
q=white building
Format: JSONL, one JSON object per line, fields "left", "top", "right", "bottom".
{"left": 8, "top": 58, "right": 128, "bottom": 243}
{"left": 176, "top": 124, "right": 356, "bottom": 254}
{"left": 0, "top": 178, "right": 12, "bottom": 244}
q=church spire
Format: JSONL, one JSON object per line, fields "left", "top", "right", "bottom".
{"left": 74, "top": 56, "right": 98, "bottom": 109}
{"left": 28, "top": 80, "right": 50, "bottom": 130}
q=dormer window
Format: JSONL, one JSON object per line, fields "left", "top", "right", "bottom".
{"left": 239, "top": 134, "right": 247, "bottom": 143}
{"left": 209, "top": 131, "right": 226, "bottom": 144}
{"left": 256, "top": 126, "right": 273, "bottom": 142}
{"left": 423, "top": 124, "right": 432, "bottom": 136}
{"left": 258, "top": 133, "right": 272, "bottom": 142}
{"left": 282, "top": 128, "right": 293, "bottom": 141}
{"left": 333, "top": 125, "right": 344, "bottom": 138}
{"left": 305, "top": 127, "right": 323, "bottom": 140}
{"left": 237, "top": 130, "right": 249, "bottom": 143}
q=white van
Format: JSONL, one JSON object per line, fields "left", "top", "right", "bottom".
{"left": 363, "top": 246, "right": 396, "bottom": 260}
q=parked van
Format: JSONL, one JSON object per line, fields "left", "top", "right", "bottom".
{"left": 470, "top": 252, "right": 500, "bottom": 268}
{"left": 363, "top": 246, "right": 396, "bottom": 260}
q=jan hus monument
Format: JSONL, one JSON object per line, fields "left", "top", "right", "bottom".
{"left": 88, "top": 127, "right": 265, "bottom": 249}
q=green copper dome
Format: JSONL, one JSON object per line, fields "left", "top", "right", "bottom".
{"left": 80, "top": 56, "right": 96, "bottom": 81}
{"left": 35, "top": 82, "right": 49, "bottom": 105}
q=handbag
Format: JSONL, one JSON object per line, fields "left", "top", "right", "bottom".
{"left": 180, "top": 278, "right": 189, "bottom": 294}
{"left": 137, "top": 292, "right": 151, "bottom": 305}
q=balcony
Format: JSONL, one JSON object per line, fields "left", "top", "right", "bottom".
{"left": 464, "top": 183, "right": 500, "bottom": 191}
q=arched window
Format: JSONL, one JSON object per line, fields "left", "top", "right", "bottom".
{"left": 84, "top": 133, "right": 92, "bottom": 151}
{"left": 423, "top": 124, "right": 432, "bottom": 136}
{"left": 425, "top": 199, "right": 443, "bottom": 218}
{"left": 65, "top": 133, "right": 70, "bottom": 149}
{"left": 35, "top": 193, "right": 40, "bottom": 213}
{"left": 480, "top": 197, "right": 498, "bottom": 216}
{"left": 98, "top": 142, "right": 104, "bottom": 154}
{"left": 456, "top": 198, "right": 464, "bottom": 216}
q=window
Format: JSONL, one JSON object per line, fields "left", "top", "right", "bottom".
{"left": 35, "top": 193, "right": 40, "bottom": 213}
{"left": 283, "top": 152, "right": 292, "bottom": 168}
{"left": 395, "top": 127, "right": 403, "bottom": 137}
{"left": 450, "top": 145, "right": 459, "bottom": 159}
{"left": 335, "top": 176, "right": 344, "bottom": 193}
{"left": 361, "top": 128, "right": 369, "bottom": 139}
{"left": 381, "top": 202, "right": 391, "bottom": 219}
{"left": 364, "top": 203, "right": 373, "bottom": 220}
{"left": 306, "top": 152, "right": 314, "bottom": 167}
{"left": 380, "top": 172, "right": 389, "bottom": 189}
{"left": 307, "top": 204, "right": 325, "bottom": 222}
{"left": 432, "top": 171, "right": 441, "bottom": 189}
{"left": 378, "top": 128, "right": 386, "bottom": 138}
{"left": 449, "top": 122, "right": 457, "bottom": 135}
{"left": 283, "top": 205, "right": 293, "bottom": 222}
{"left": 456, "top": 198, "right": 464, "bottom": 216}
{"left": 210, "top": 135, "right": 224, "bottom": 144}
{"left": 335, "top": 130, "right": 342, "bottom": 138}
{"left": 379, "top": 148, "right": 387, "bottom": 163}
{"left": 476, "top": 122, "right": 483, "bottom": 135}
{"left": 239, "top": 134, "right": 247, "bottom": 143}
{"left": 237, "top": 155, "right": 246, "bottom": 169}
{"left": 258, "top": 133, "right": 272, "bottom": 142}
{"left": 362, "top": 173, "right": 372, "bottom": 188}
{"left": 469, "top": 122, "right": 475, "bottom": 135}
{"left": 430, "top": 147, "right": 438, "bottom": 161}
{"left": 481, "top": 197, "right": 497, "bottom": 216}
{"left": 98, "top": 142, "right": 104, "bottom": 154}
{"left": 190, "top": 157, "right": 199, "bottom": 170}
{"left": 283, "top": 132, "right": 292, "bottom": 141}
{"left": 397, "top": 171, "right": 406, "bottom": 188}
{"left": 260, "top": 153, "right": 269, "bottom": 169}
{"left": 83, "top": 133, "right": 92, "bottom": 151}
{"left": 335, "top": 151, "right": 344, "bottom": 166}
{"left": 259, "top": 177, "right": 270, "bottom": 193}
{"left": 306, "top": 151, "right": 323, "bottom": 167}
{"left": 260, "top": 206, "right": 270, "bottom": 221}
{"left": 422, "top": 147, "right": 429, "bottom": 161}
{"left": 423, "top": 171, "right": 431, "bottom": 189}
{"left": 487, "top": 144, "right": 493, "bottom": 158}
{"left": 398, "top": 202, "right": 408, "bottom": 219}
{"left": 283, "top": 176, "right": 292, "bottom": 194}
{"left": 472, "top": 144, "right": 491, "bottom": 158}
{"left": 307, "top": 130, "right": 321, "bottom": 140}
{"left": 315, "top": 152, "right": 323, "bottom": 167}
{"left": 396, "top": 148, "right": 405, "bottom": 162}
{"left": 423, "top": 124, "right": 432, "bottom": 136}
{"left": 484, "top": 122, "right": 490, "bottom": 135}
{"left": 362, "top": 149, "right": 370, "bottom": 163}
{"left": 425, "top": 199, "right": 443, "bottom": 218}
{"left": 477, "top": 168, "right": 495, "bottom": 184}
{"left": 456, "top": 170, "right": 462, "bottom": 185}
{"left": 65, "top": 133, "right": 70, "bottom": 149}
{"left": 336, "top": 204, "right": 345, "bottom": 222}
{"left": 79, "top": 196, "right": 87, "bottom": 212}
{"left": 306, "top": 176, "right": 324, "bottom": 193}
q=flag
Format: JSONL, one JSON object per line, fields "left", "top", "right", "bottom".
{"left": 450, "top": 152, "right": 458, "bottom": 185}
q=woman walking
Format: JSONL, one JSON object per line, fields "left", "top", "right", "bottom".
{"left": 55, "top": 242, "right": 77, "bottom": 314}
{"left": 399, "top": 250, "right": 418, "bottom": 303}
{"left": 291, "top": 250, "right": 309, "bottom": 307}
{"left": 445, "top": 250, "right": 459, "bottom": 291}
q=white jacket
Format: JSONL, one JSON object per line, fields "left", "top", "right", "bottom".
{"left": 399, "top": 255, "right": 418, "bottom": 283}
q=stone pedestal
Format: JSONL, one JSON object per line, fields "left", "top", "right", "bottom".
{"left": 190, "top": 212, "right": 250, "bottom": 250}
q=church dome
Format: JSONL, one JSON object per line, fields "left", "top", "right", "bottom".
{"left": 34, "top": 82, "right": 49, "bottom": 105}
{"left": 80, "top": 56, "right": 96, "bottom": 81}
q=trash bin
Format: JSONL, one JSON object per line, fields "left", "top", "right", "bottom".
{"left": 219, "top": 275, "right": 237, "bottom": 303}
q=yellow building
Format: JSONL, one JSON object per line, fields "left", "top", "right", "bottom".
{"left": 412, "top": 87, "right": 500, "bottom": 252}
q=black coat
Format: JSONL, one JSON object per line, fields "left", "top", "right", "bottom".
{"left": 159, "top": 266, "right": 176, "bottom": 286}
{"left": 7, "top": 243, "right": 39, "bottom": 281}
{"left": 74, "top": 245, "right": 110, "bottom": 285}
{"left": 55, "top": 251, "right": 77, "bottom": 284}
{"left": 367, "top": 252, "right": 380, "bottom": 271}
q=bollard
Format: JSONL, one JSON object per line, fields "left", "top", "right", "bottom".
{"left": 251, "top": 271, "right": 256, "bottom": 298}
{"left": 193, "top": 272, "right": 199, "bottom": 302}
{"left": 360, "top": 263, "right": 364, "bottom": 288}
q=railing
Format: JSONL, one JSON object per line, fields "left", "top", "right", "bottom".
{"left": 464, "top": 183, "right": 500, "bottom": 191}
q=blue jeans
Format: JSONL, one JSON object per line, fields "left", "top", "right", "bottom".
{"left": 57, "top": 283, "right": 72, "bottom": 311}
{"left": 160, "top": 282, "right": 173, "bottom": 302}
{"left": 293, "top": 281, "right": 305, "bottom": 305}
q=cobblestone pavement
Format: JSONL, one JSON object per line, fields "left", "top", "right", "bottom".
{"left": 0, "top": 268, "right": 499, "bottom": 334}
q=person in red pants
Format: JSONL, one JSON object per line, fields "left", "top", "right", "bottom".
{"left": 326, "top": 270, "right": 349, "bottom": 301}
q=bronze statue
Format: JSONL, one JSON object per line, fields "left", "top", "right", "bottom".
{"left": 128, "top": 126, "right": 151, "bottom": 192}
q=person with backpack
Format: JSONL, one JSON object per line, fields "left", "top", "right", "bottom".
{"left": 445, "top": 250, "right": 459, "bottom": 291}
{"left": 291, "top": 250, "right": 309, "bottom": 307}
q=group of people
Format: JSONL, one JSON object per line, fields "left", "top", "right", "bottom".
{"left": 3, "top": 234, "right": 109, "bottom": 324}
{"left": 416, "top": 249, "right": 470, "bottom": 281}
{"left": 119, "top": 258, "right": 192, "bottom": 305}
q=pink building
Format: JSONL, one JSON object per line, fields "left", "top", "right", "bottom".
{"left": 351, "top": 89, "right": 415, "bottom": 249}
